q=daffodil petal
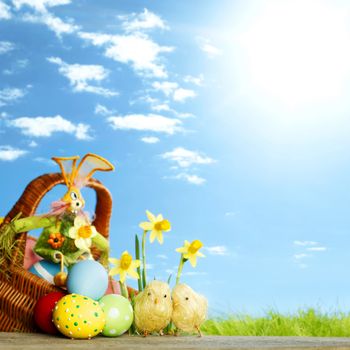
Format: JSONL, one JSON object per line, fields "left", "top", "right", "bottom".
{"left": 176, "top": 247, "right": 187, "bottom": 253}
{"left": 109, "top": 258, "right": 120, "bottom": 266}
{"left": 149, "top": 230, "right": 157, "bottom": 243}
{"left": 146, "top": 210, "right": 156, "bottom": 222}
{"left": 156, "top": 214, "right": 163, "bottom": 221}
{"left": 119, "top": 270, "right": 127, "bottom": 283}
{"left": 68, "top": 227, "right": 78, "bottom": 239}
{"left": 75, "top": 238, "right": 89, "bottom": 251}
{"left": 188, "top": 255, "right": 197, "bottom": 267}
{"left": 74, "top": 216, "right": 86, "bottom": 227}
{"left": 184, "top": 240, "right": 190, "bottom": 247}
{"left": 131, "top": 260, "right": 141, "bottom": 268}
{"left": 139, "top": 222, "right": 153, "bottom": 231}
{"left": 197, "top": 252, "right": 205, "bottom": 257}
{"left": 90, "top": 226, "right": 98, "bottom": 237}
{"left": 157, "top": 232, "right": 164, "bottom": 245}
{"left": 128, "top": 269, "right": 139, "bottom": 279}
{"left": 109, "top": 266, "right": 121, "bottom": 276}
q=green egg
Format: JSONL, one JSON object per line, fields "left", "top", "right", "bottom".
{"left": 98, "top": 294, "right": 134, "bottom": 337}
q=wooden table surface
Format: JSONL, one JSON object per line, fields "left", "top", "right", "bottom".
{"left": 2, "top": 332, "right": 350, "bottom": 350}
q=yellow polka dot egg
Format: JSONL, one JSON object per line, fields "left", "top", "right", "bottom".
{"left": 53, "top": 294, "right": 105, "bottom": 339}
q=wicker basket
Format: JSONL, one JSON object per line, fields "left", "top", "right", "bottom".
{"left": 0, "top": 173, "right": 112, "bottom": 332}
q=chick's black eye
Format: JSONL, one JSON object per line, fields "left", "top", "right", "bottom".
{"left": 148, "top": 292, "right": 151, "bottom": 296}
{"left": 185, "top": 297, "right": 189, "bottom": 301}
{"left": 164, "top": 294, "right": 167, "bottom": 298}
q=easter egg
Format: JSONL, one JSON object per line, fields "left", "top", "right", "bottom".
{"left": 99, "top": 294, "right": 133, "bottom": 337}
{"left": 67, "top": 260, "right": 108, "bottom": 300}
{"left": 53, "top": 294, "right": 105, "bottom": 339}
{"left": 29, "top": 260, "right": 67, "bottom": 284}
{"left": 34, "top": 291, "right": 66, "bottom": 334}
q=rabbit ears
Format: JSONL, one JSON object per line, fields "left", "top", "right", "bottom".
{"left": 52, "top": 153, "right": 114, "bottom": 188}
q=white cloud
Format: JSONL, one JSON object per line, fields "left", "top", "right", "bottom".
{"left": 34, "top": 156, "right": 55, "bottom": 166}
{"left": 94, "top": 104, "right": 115, "bottom": 116}
{"left": 225, "top": 211, "right": 239, "bottom": 217}
{"left": 141, "top": 136, "right": 160, "bottom": 144}
{"left": 13, "top": 0, "right": 71, "bottom": 12}
{"left": 151, "top": 103, "right": 171, "bottom": 112}
{"left": 8, "top": 115, "right": 92, "bottom": 140}
{"left": 0, "top": 41, "right": 15, "bottom": 54}
{"left": 293, "top": 253, "right": 310, "bottom": 260}
{"left": 156, "top": 254, "right": 168, "bottom": 260}
{"left": 198, "top": 38, "right": 222, "bottom": 58}
{"left": 307, "top": 247, "right": 327, "bottom": 252}
{"left": 172, "top": 173, "right": 206, "bottom": 185}
{"left": 119, "top": 8, "right": 168, "bottom": 32}
{"left": 0, "top": 1, "right": 11, "bottom": 19}
{"left": 22, "top": 12, "right": 78, "bottom": 36}
{"left": 47, "top": 57, "right": 118, "bottom": 97}
{"left": 175, "top": 112, "right": 195, "bottom": 119}
{"left": 146, "top": 263, "right": 154, "bottom": 270}
{"left": 173, "top": 88, "right": 196, "bottom": 102}
{"left": 0, "top": 88, "right": 26, "bottom": 106}
{"left": 293, "top": 240, "right": 319, "bottom": 246}
{"left": 152, "top": 81, "right": 196, "bottom": 102}
{"left": 152, "top": 81, "right": 178, "bottom": 96}
{"left": 28, "top": 140, "right": 38, "bottom": 147}
{"left": 13, "top": 0, "right": 78, "bottom": 37}
{"left": 161, "top": 147, "right": 215, "bottom": 168}
{"left": 3, "top": 59, "right": 29, "bottom": 75}
{"left": 140, "top": 95, "right": 195, "bottom": 118}
{"left": 0, "top": 145, "right": 27, "bottom": 161}
{"left": 183, "top": 271, "right": 207, "bottom": 276}
{"left": 79, "top": 31, "right": 174, "bottom": 78}
{"left": 183, "top": 74, "right": 204, "bottom": 86}
{"left": 204, "top": 246, "right": 229, "bottom": 256}
{"left": 108, "top": 113, "right": 182, "bottom": 135}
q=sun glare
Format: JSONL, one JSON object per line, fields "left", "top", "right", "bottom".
{"left": 235, "top": 0, "right": 350, "bottom": 108}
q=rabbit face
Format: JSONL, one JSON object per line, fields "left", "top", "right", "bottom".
{"left": 62, "top": 186, "right": 85, "bottom": 213}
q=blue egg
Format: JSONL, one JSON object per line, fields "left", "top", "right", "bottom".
{"left": 29, "top": 260, "right": 67, "bottom": 284}
{"left": 67, "top": 260, "right": 108, "bottom": 300}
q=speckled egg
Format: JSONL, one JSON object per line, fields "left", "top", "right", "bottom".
{"left": 67, "top": 260, "right": 108, "bottom": 300}
{"left": 99, "top": 294, "right": 134, "bottom": 337}
{"left": 53, "top": 294, "right": 105, "bottom": 339}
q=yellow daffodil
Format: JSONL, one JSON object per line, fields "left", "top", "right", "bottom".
{"left": 176, "top": 239, "right": 205, "bottom": 267}
{"left": 139, "top": 210, "right": 171, "bottom": 244}
{"left": 68, "top": 216, "right": 97, "bottom": 251}
{"left": 109, "top": 251, "right": 140, "bottom": 283}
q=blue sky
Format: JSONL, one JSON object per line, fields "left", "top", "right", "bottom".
{"left": 1, "top": 0, "right": 350, "bottom": 315}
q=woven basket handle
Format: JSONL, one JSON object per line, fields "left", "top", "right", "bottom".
{"left": 0, "top": 173, "right": 112, "bottom": 268}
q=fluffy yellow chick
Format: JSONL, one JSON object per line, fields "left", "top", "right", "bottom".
{"left": 134, "top": 280, "right": 172, "bottom": 336}
{"left": 172, "top": 284, "right": 208, "bottom": 336}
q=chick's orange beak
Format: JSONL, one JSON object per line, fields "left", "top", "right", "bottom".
{"left": 154, "top": 298, "right": 159, "bottom": 305}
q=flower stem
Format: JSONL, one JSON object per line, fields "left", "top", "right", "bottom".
{"left": 135, "top": 234, "right": 143, "bottom": 292}
{"left": 142, "top": 230, "right": 147, "bottom": 289}
{"left": 119, "top": 281, "right": 129, "bottom": 299}
{"left": 176, "top": 254, "right": 185, "bottom": 285}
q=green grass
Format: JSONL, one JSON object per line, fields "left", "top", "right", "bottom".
{"left": 202, "top": 309, "right": 350, "bottom": 336}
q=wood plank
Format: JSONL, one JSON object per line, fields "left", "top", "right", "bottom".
{"left": 2, "top": 332, "right": 350, "bottom": 350}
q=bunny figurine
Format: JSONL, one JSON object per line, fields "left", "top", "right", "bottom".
{"left": 6, "top": 153, "right": 114, "bottom": 286}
